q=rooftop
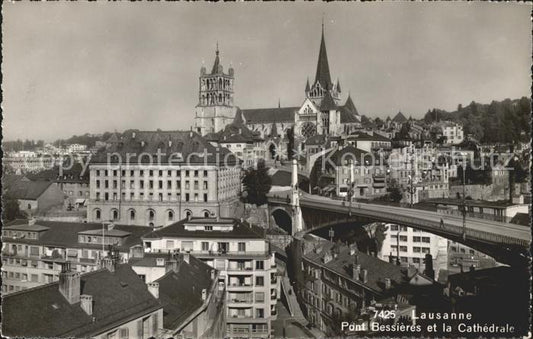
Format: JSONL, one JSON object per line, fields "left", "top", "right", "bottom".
{"left": 2, "top": 220, "right": 151, "bottom": 252}
{"left": 1, "top": 264, "right": 161, "bottom": 338}
{"left": 303, "top": 239, "right": 405, "bottom": 293}
{"left": 240, "top": 107, "right": 299, "bottom": 124}
{"left": 155, "top": 255, "right": 215, "bottom": 330}
{"left": 143, "top": 218, "right": 264, "bottom": 240}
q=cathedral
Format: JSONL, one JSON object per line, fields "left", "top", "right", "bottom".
{"left": 193, "top": 24, "right": 361, "bottom": 143}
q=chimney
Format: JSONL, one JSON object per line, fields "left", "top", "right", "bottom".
{"left": 202, "top": 288, "right": 207, "bottom": 301}
{"left": 59, "top": 262, "right": 81, "bottom": 304}
{"left": 183, "top": 253, "right": 190, "bottom": 264}
{"left": 361, "top": 269, "right": 368, "bottom": 284}
{"left": 107, "top": 223, "right": 114, "bottom": 231}
{"left": 384, "top": 278, "right": 391, "bottom": 289}
{"left": 101, "top": 257, "right": 115, "bottom": 272}
{"left": 165, "top": 257, "right": 179, "bottom": 273}
{"left": 353, "top": 264, "right": 361, "bottom": 281}
{"left": 147, "top": 282, "right": 159, "bottom": 299}
{"left": 80, "top": 294, "right": 93, "bottom": 315}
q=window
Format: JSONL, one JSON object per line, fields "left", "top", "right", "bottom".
{"left": 119, "top": 328, "right": 129, "bottom": 339}
{"left": 203, "top": 170, "right": 208, "bottom": 177}
{"left": 255, "top": 292, "right": 265, "bottom": 302}
{"left": 148, "top": 210, "right": 155, "bottom": 221}
{"left": 412, "top": 257, "right": 421, "bottom": 264}
{"left": 413, "top": 236, "right": 421, "bottom": 242}
{"left": 413, "top": 247, "right": 421, "bottom": 253}
{"left": 422, "top": 237, "right": 431, "bottom": 243}
{"left": 203, "top": 181, "right": 208, "bottom": 190}
{"left": 168, "top": 210, "right": 174, "bottom": 221}
{"left": 204, "top": 193, "right": 208, "bottom": 202}
{"left": 182, "top": 241, "right": 193, "bottom": 252}
{"left": 255, "top": 260, "right": 264, "bottom": 270}
{"left": 400, "top": 246, "right": 407, "bottom": 252}
{"left": 255, "top": 276, "right": 264, "bottom": 286}
{"left": 96, "top": 180, "right": 100, "bottom": 188}
{"left": 390, "top": 225, "right": 398, "bottom": 231}
{"left": 256, "top": 308, "right": 264, "bottom": 318}
{"left": 95, "top": 209, "right": 101, "bottom": 220}
{"left": 399, "top": 235, "right": 408, "bottom": 242}
{"left": 130, "top": 210, "right": 136, "bottom": 221}
{"left": 238, "top": 242, "right": 246, "bottom": 252}
{"left": 205, "top": 225, "right": 213, "bottom": 231}
{"left": 202, "top": 242, "right": 209, "bottom": 251}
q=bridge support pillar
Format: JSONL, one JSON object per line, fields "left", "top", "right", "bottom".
{"left": 291, "top": 159, "right": 304, "bottom": 234}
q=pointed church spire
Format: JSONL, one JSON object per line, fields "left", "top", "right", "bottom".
{"left": 336, "top": 79, "right": 341, "bottom": 93}
{"left": 314, "top": 21, "right": 332, "bottom": 90}
{"left": 305, "top": 78, "right": 310, "bottom": 93}
{"left": 211, "top": 43, "right": 221, "bottom": 74}
{"left": 278, "top": 98, "right": 281, "bottom": 108}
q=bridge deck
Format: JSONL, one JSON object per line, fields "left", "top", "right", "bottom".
{"left": 268, "top": 190, "right": 531, "bottom": 247}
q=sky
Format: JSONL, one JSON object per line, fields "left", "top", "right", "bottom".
{"left": 2, "top": 2, "right": 531, "bottom": 142}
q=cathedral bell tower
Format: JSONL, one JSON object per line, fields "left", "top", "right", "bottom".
{"left": 194, "top": 45, "right": 237, "bottom": 136}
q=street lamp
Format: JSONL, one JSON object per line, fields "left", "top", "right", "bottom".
{"left": 461, "top": 164, "right": 467, "bottom": 241}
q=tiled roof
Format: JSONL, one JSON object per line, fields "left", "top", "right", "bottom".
{"left": 91, "top": 130, "right": 235, "bottom": 165}
{"left": 156, "top": 255, "right": 215, "bottom": 329}
{"left": 344, "top": 95, "right": 358, "bottom": 115}
{"left": 4, "top": 179, "right": 54, "bottom": 200}
{"left": 215, "top": 122, "right": 262, "bottom": 144}
{"left": 305, "top": 134, "right": 328, "bottom": 146}
{"left": 392, "top": 111, "right": 408, "bottom": 123}
{"left": 320, "top": 91, "right": 337, "bottom": 111}
{"left": 143, "top": 218, "right": 264, "bottom": 240}
{"left": 1, "top": 264, "right": 161, "bottom": 338}
{"left": 240, "top": 107, "right": 298, "bottom": 124}
{"left": 510, "top": 212, "right": 529, "bottom": 226}
{"left": 303, "top": 240, "right": 405, "bottom": 293}
{"left": 2, "top": 220, "right": 151, "bottom": 252}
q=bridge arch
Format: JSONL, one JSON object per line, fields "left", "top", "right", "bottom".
{"left": 271, "top": 207, "right": 292, "bottom": 234}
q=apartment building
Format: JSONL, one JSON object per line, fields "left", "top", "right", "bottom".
{"left": 1, "top": 219, "right": 149, "bottom": 294}
{"left": 378, "top": 223, "right": 448, "bottom": 280}
{"left": 2, "top": 262, "right": 163, "bottom": 339}
{"left": 87, "top": 130, "right": 241, "bottom": 226}
{"left": 297, "top": 238, "right": 420, "bottom": 336}
{"left": 141, "top": 217, "right": 279, "bottom": 338}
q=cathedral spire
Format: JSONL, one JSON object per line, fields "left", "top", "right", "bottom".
{"left": 305, "top": 78, "right": 310, "bottom": 93}
{"left": 314, "top": 21, "right": 332, "bottom": 90}
{"left": 211, "top": 43, "right": 221, "bottom": 74}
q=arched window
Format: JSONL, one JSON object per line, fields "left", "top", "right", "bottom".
{"left": 148, "top": 209, "right": 155, "bottom": 221}
{"left": 185, "top": 210, "right": 192, "bottom": 219}
{"left": 168, "top": 210, "right": 174, "bottom": 222}
{"left": 129, "top": 209, "right": 136, "bottom": 221}
{"left": 111, "top": 209, "right": 119, "bottom": 221}
{"left": 94, "top": 209, "right": 101, "bottom": 221}
{"left": 203, "top": 210, "right": 211, "bottom": 218}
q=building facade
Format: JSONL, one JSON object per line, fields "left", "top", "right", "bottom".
{"left": 141, "top": 217, "right": 279, "bottom": 338}
{"left": 87, "top": 130, "right": 241, "bottom": 226}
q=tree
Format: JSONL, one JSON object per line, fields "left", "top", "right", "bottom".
{"left": 241, "top": 159, "right": 272, "bottom": 206}
{"left": 2, "top": 196, "right": 26, "bottom": 222}
{"left": 286, "top": 127, "right": 295, "bottom": 160}
{"left": 386, "top": 179, "right": 403, "bottom": 202}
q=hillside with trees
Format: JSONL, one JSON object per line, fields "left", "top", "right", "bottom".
{"left": 423, "top": 97, "right": 531, "bottom": 144}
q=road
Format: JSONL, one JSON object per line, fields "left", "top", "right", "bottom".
{"left": 268, "top": 189, "right": 530, "bottom": 246}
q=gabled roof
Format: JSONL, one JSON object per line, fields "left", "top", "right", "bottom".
{"left": 320, "top": 91, "right": 337, "bottom": 111}
{"left": 156, "top": 255, "right": 215, "bottom": 330}
{"left": 314, "top": 26, "right": 333, "bottom": 90}
{"left": 4, "top": 179, "right": 54, "bottom": 200}
{"left": 142, "top": 218, "right": 264, "bottom": 240}
{"left": 1, "top": 264, "right": 161, "bottom": 338}
{"left": 339, "top": 106, "right": 360, "bottom": 124}
{"left": 213, "top": 121, "right": 262, "bottom": 144}
{"left": 240, "top": 107, "right": 298, "bottom": 124}
{"left": 326, "top": 145, "right": 370, "bottom": 166}
{"left": 393, "top": 111, "right": 408, "bottom": 123}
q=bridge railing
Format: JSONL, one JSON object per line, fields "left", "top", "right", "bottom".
{"left": 269, "top": 195, "right": 529, "bottom": 247}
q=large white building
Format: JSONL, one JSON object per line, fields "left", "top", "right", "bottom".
{"left": 87, "top": 130, "right": 241, "bottom": 227}
{"left": 141, "top": 217, "right": 279, "bottom": 338}
{"left": 379, "top": 223, "right": 448, "bottom": 280}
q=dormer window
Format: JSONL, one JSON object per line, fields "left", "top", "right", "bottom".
{"left": 205, "top": 226, "right": 213, "bottom": 231}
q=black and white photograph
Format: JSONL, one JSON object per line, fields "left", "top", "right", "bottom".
{"left": 1, "top": 2, "right": 531, "bottom": 339}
